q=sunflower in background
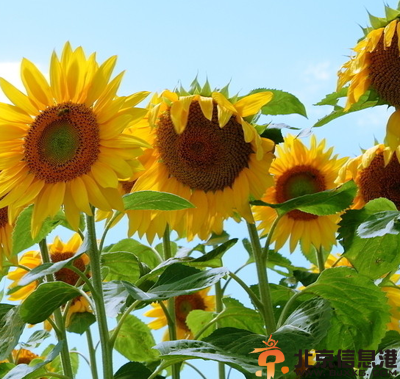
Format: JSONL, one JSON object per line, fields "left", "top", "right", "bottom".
{"left": 7, "top": 234, "right": 91, "bottom": 328}
{"left": 144, "top": 288, "right": 215, "bottom": 339}
{"left": 336, "top": 5, "right": 400, "bottom": 156}
{"left": 0, "top": 42, "right": 150, "bottom": 237}
{"left": 337, "top": 143, "right": 400, "bottom": 209}
{"left": 254, "top": 134, "right": 347, "bottom": 254}
{"left": 128, "top": 80, "right": 275, "bottom": 242}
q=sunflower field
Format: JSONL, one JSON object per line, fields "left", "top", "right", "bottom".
{"left": 0, "top": 2, "right": 400, "bottom": 379}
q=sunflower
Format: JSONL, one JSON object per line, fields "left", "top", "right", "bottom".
{"left": 337, "top": 6, "right": 400, "bottom": 110}
{"left": 128, "top": 81, "right": 275, "bottom": 242}
{"left": 0, "top": 348, "right": 41, "bottom": 365}
{"left": 254, "top": 134, "right": 347, "bottom": 254}
{"left": 144, "top": 288, "right": 215, "bottom": 339}
{"left": 7, "top": 234, "right": 91, "bottom": 327}
{"left": 337, "top": 143, "right": 400, "bottom": 209}
{"left": 0, "top": 42, "right": 150, "bottom": 237}
{"left": 0, "top": 204, "right": 17, "bottom": 270}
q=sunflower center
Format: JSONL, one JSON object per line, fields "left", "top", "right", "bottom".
{"left": 369, "top": 29, "right": 400, "bottom": 107}
{"left": 24, "top": 102, "right": 100, "bottom": 183}
{"left": 0, "top": 206, "right": 8, "bottom": 229}
{"left": 359, "top": 151, "right": 400, "bottom": 208}
{"left": 51, "top": 251, "right": 86, "bottom": 286}
{"left": 156, "top": 101, "right": 253, "bottom": 192}
{"left": 275, "top": 165, "right": 326, "bottom": 220}
{"left": 174, "top": 293, "right": 206, "bottom": 331}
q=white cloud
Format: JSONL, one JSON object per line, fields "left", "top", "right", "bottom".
{"left": 304, "top": 61, "right": 332, "bottom": 82}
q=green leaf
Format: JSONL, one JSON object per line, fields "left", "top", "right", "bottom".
{"left": 20, "top": 330, "right": 50, "bottom": 349}
{"left": 115, "top": 362, "right": 165, "bottom": 379}
{"left": 3, "top": 341, "right": 64, "bottom": 379}
{"left": 67, "top": 312, "right": 96, "bottom": 334}
{"left": 106, "top": 238, "right": 162, "bottom": 269}
{"left": 103, "top": 281, "right": 130, "bottom": 318}
{"left": 45, "top": 347, "right": 80, "bottom": 378}
{"left": 123, "top": 191, "right": 194, "bottom": 211}
{"left": 101, "top": 251, "right": 141, "bottom": 282}
{"left": 293, "top": 270, "right": 319, "bottom": 286}
{"left": 19, "top": 282, "right": 81, "bottom": 324}
{"left": 0, "top": 363, "right": 15, "bottom": 378}
{"left": 357, "top": 210, "right": 400, "bottom": 238}
{"left": 122, "top": 264, "right": 228, "bottom": 301}
{"left": 248, "top": 88, "right": 307, "bottom": 117}
{"left": 313, "top": 89, "right": 385, "bottom": 127}
{"left": 0, "top": 305, "right": 25, "bottom": 360}
{"left": 339, "top": 198, "right": 400, "bottom": 279}
{"left": 189, "top": 239, "right": 237, "bottom": 268}
{"left": 12, "top": 205, "right": 66, "bottom": 255}
{"left": 303, "top": 267, "right": 390, "bottom": 353}
{"left": 260, "top": 127, "right": 284, "bottom": 144}
{"left": 187, "top": 297, "right": 265, "bottom": 339}
{"left": 112, "top": 314, "right": 159, "bottom": 362}
{"left": 252, "top": 180, "right": 357, "bottom": 217}
{"left": 315, "top": 87, "right": 348, "bottom": 106}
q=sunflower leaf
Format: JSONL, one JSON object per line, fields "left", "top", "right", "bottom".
{"left": 19, "top": 282, "right": 81, "bottom": 324}
{"left": 115, "top": 362, "right": 165, "bottom": 379}
{"left": 111, "top": 314, "right": 159, "bottom": 362}
{"left": 101, "top": 251, "right": 142, "bottom": 282}
{"left": 303, "top": 267, "right": 390, "bottom": 354}
{"left": 251, "top": 180, "right": 357, "bottom": 217}
{"left": 0, "top": 305, "right": 25, "bottom": 360}
{"left": 248, "top": 88, "right": 307, "bottom": 117}
{"left": 123, "top": 191, "right": 194, "bottom": 211}
{"left": 357, "top": 210, "right": 400, "bottom": 238}
{"left": 11, "top": 205, "right": 66, "bottom": 255}
{"left": 338, "top": 198, "right": 400, "bottom": 279}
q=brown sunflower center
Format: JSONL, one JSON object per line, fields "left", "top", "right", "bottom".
{"left": 275, "top": 165, "right": 326, "bottom": 220}
{"left": 359, "top": 151, "right": 400, "bottom": 208}
{"left": 24, "top": 102, "right": 100, "bottom": 183}
{"left": 156, "top": 100, "right": 253, "bottom": 192}
{"left": 51, "top": 251, "right": 86, "bottom": 286}
{"left": 369, "top": 28, "right": 400, "bottom": 107}
{"left": 0, "top": 206, "right": 8, "bottom": 229}
{"left": 14, "top": 349, "right": 39, "bottom": 365}
{"left": 175, "top": 293, "right": 206, "bottom": 331}
{"left": 120, "top": 180, "right": 136, "bottom": 194}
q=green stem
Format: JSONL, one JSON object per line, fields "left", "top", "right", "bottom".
{"left": 276, "top": 291, "right": 304, "bottom": 329}
{"left": 86, "top": 212, "right": 114, "bottom": 379}
{"left": 185, "top": 362, "right": 207, "bottom": 379}
{"left": 215, "top": 279, "right": 225, "bottom": 379}
{"left": 262, "top": 214, "right": 282, "bottom": 260}
{"left": 109, "top": 300, "right": 140, "bottom": 348}
{"left": 221, "top": 264, "right": 247, "bottom": 294}
{"left": 228, "top": 272, "right": 264, "bottom": 311}
{"left": 162, "top": 225, "right": 180, "bottom": 379}
{"left": 39, "top": 239, "right": 74, "bottom": 379}
{"left": 316, "top": 247, "right": 325, "bottom": 273}
{"left": 99, "top": 211, "right": 122, "bottom": 252}
{"left": 246, "top": 222, "right": 276, "bottom": 334}
{"left": 86, "top": 327, "right": 99, "bottom": 379}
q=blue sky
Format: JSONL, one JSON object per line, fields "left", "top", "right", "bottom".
{"left": 0, "top": 1, "right": 397, "bottom": 378}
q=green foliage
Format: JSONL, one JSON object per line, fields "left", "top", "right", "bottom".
{"left": 67, "top": 312, "right": 96, "bottom": 334}
{"left": 114, "top": 362, "right": 165, "bottom": 379}
{"left": 20, "top": 330, "right": 50, "bottom": 349}
{"left": 101, "top": 251, "right": 142, "bottom": 282}
{"left": 303, "top": 267, "right": 390, "bottom": 354}
{"left": 19, "top": 282, "right": 81, "bottom": 324}
{"left": 339, "top": 199, "right": 400, "bottom": 279}
{"left": 123, "top": 191, "right": 194, "bottom": 211}
{"left": 112, "top": 314, "right": 159, "bottom": 362}
{"left": 0, "top": 305, "right": 25, "bottom": 360}
{"left": 252, "top": 180, "right": 357, "bottom": 217}
{"left": 248, "top": 88, "right": 307, "bottom": 117}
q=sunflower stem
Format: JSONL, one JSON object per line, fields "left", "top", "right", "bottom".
{"left": 162, "top": 225, "right": 180, "bottom": 379}
{"left": 99, "top": 211, "right": 121, "bottom": 252}
{"left": 214, "top": 280, "right": 226, "bottom": 379}
{"left": 276, "top": 290, "right": 304, "bottom": 329}
{"left": 86, "top": 212, "right": 114, "bottom": 379}
{"left": 262, "top": 214, "right": 282, "bottom": 260}
{"left": 86, "top": 327, "right": 99, "bottom": 379}
{"left": 316, "top": 247, "right": 325, "bottom": 273}
{"left": 39, "top": 239, "right": 74, "bottom": 379}
{"left": 246, "top": 222, "right": 276, "bottom": 334}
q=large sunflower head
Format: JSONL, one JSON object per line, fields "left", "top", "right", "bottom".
{"left": 254, "top": 134, "right": 347, "bottom": 254}
{"left": 8, "top": 233, "right": 88, "bottom": 301}
{"left": 337, "top": 143, "right": 400, "bottom": 209}
{"left": 130, "top": 80, "right": 275, "bottom": 242}
{"left": 0, "top": 42, "right": 150, "bottom": 236}
{"left": 337, "top": 5, "right": 400, "bottom": 110}
{"left": 144, "top": 288, "right": 215, "bottom": 340}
